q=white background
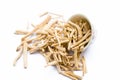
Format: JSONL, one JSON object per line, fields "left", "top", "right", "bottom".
{"left": 0, "top": 0, "right": 120, "bottom": 80}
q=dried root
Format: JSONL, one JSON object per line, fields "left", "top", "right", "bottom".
{"left": 13, "top": 12, "right": 92, "bottom": 80}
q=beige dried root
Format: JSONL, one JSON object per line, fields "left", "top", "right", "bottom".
{"left": 13, "top": 12, "right": 92, "bottom": 80}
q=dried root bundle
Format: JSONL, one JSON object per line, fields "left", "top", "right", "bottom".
{"left": 13, "top": 12, "right": 92, "bottom": 80}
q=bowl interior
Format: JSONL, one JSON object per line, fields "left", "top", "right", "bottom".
{"left": 69, "top": 14, "right": 93, "bottom": 51}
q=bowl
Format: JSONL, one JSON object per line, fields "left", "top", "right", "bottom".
{"left": 69, "top": 14, "right": 93, "bottom": 51}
